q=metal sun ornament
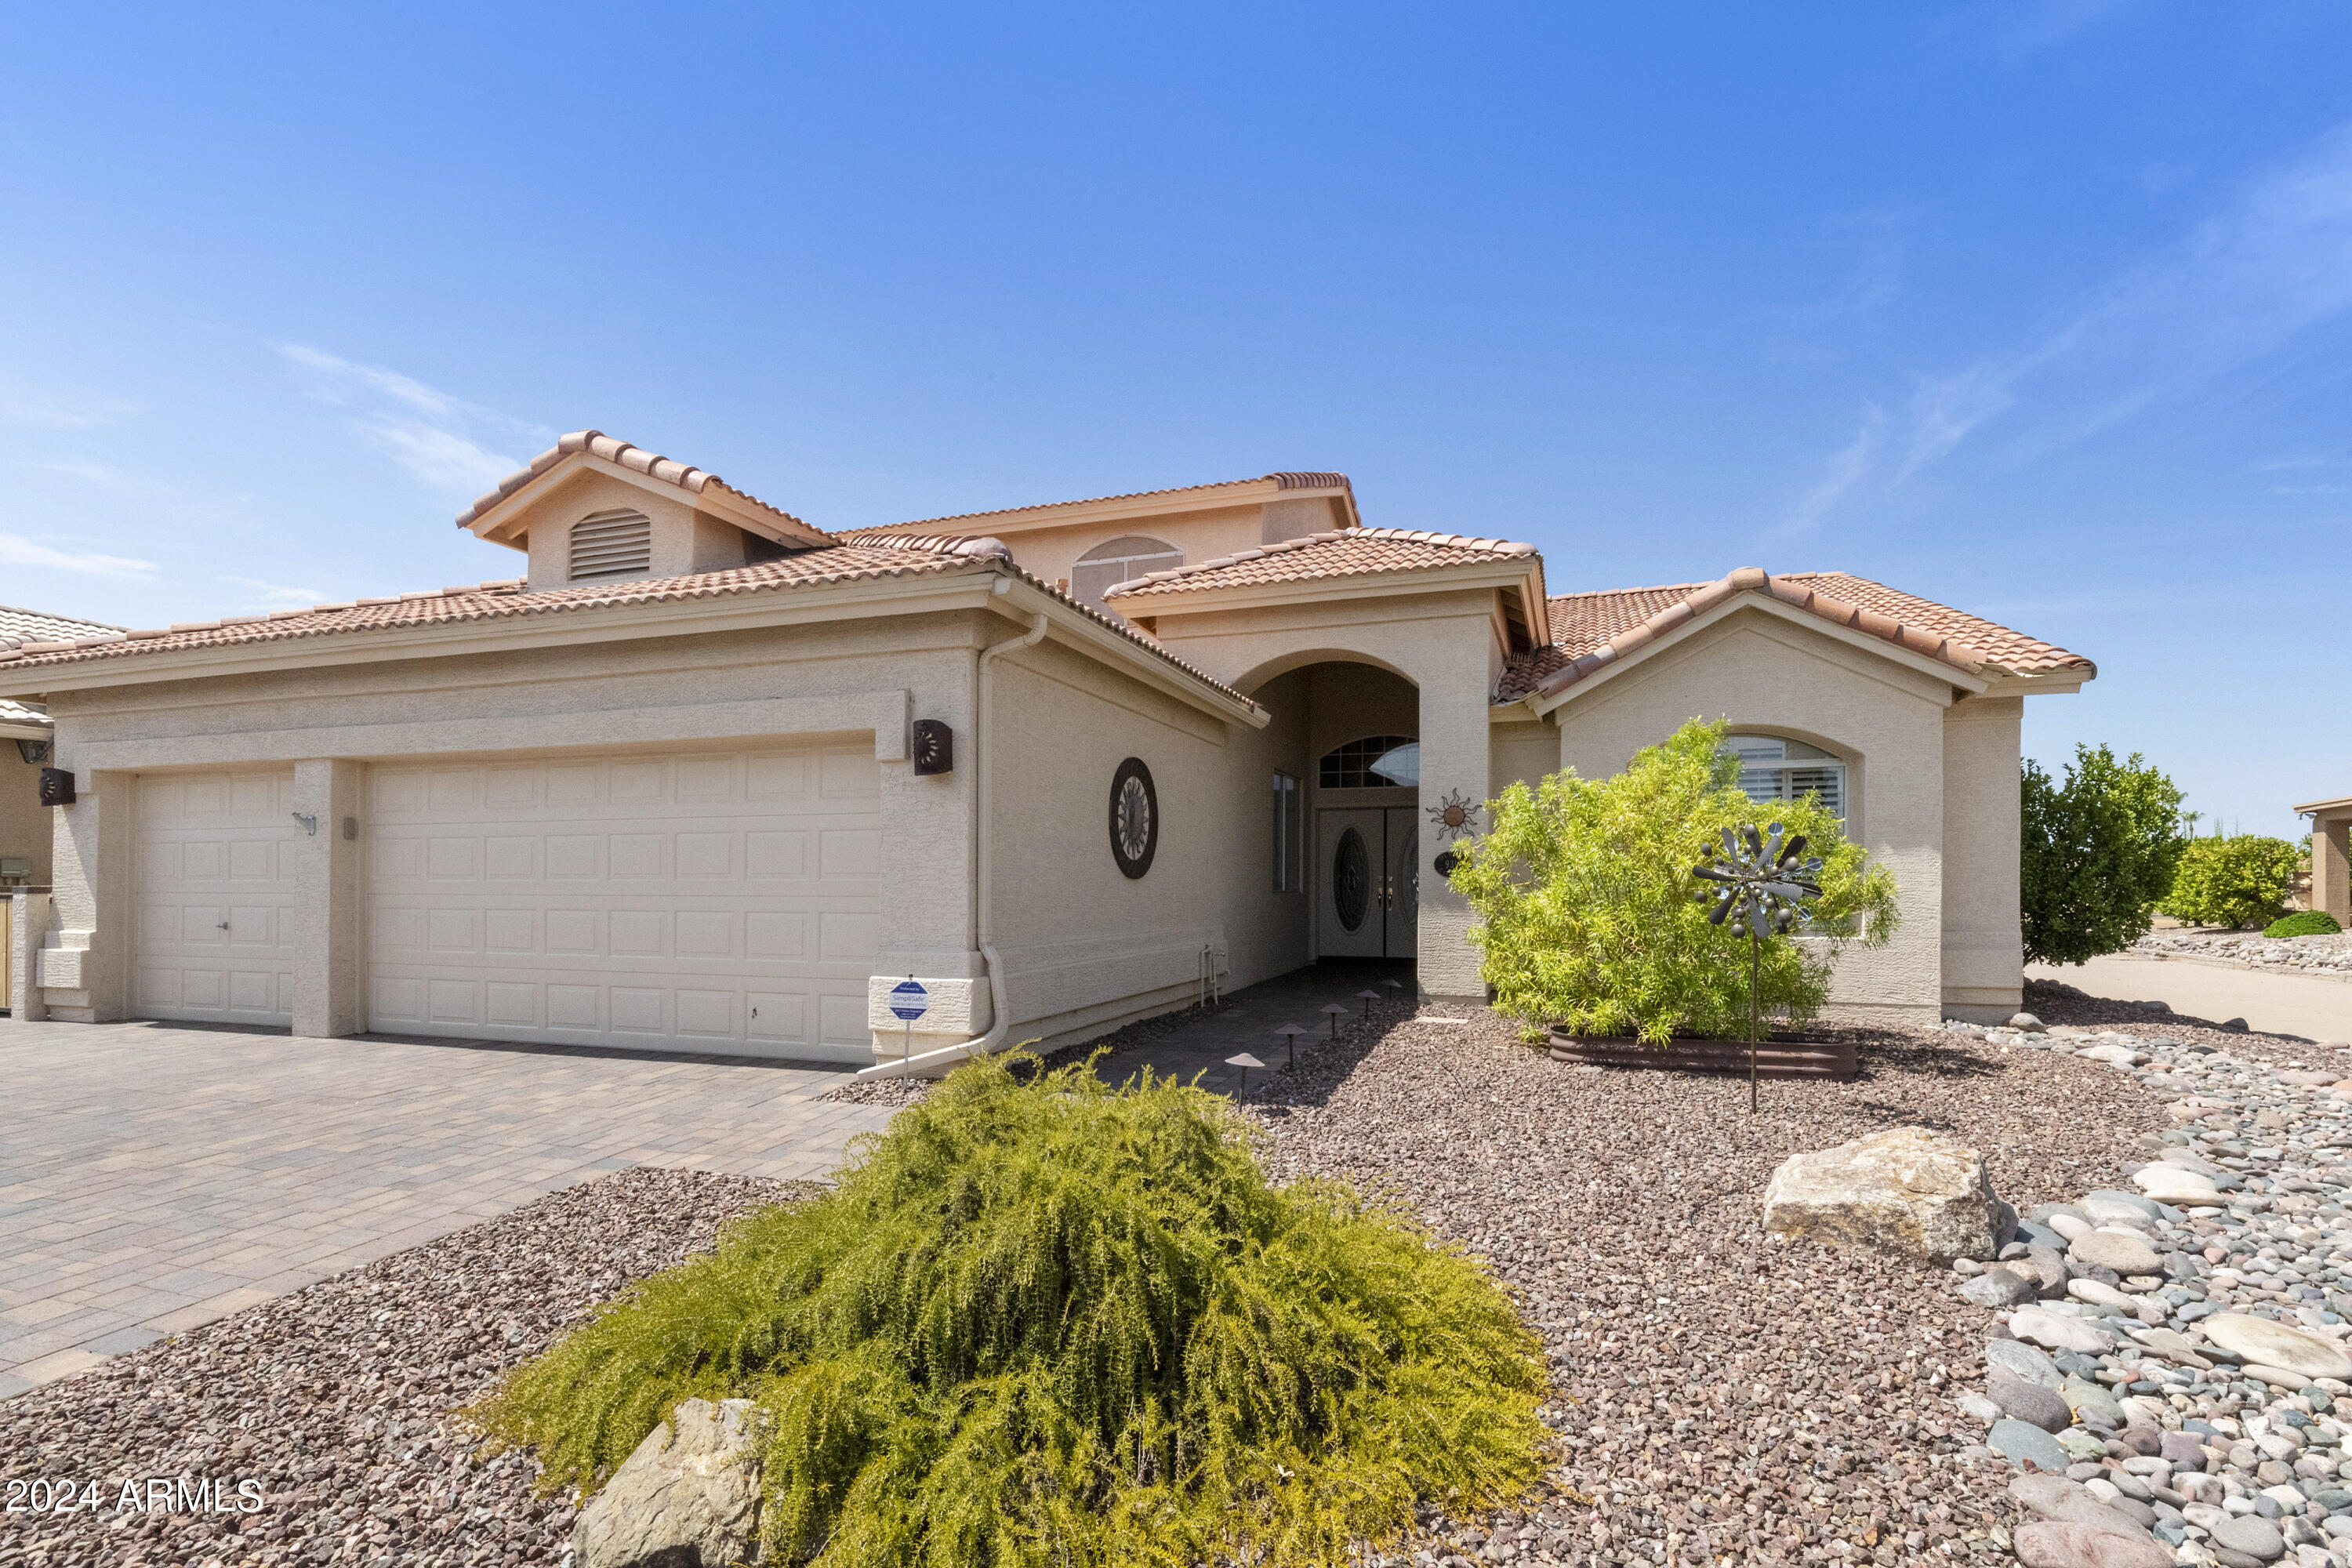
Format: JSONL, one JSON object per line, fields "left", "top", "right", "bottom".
{"left": 1427, "top": 789, "right": 1480, "bottom": 841}
{"left": 1690, "top": 821, "right": 1825, "bottom": 1112}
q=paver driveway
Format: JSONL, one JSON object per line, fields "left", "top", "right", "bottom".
{"left": 0, "top": 1020, "right": 895, "bottom": 1398}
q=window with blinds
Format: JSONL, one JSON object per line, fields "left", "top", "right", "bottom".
{"left": 568, "top": 510, "right": 653, "bottom": 582}
{"left": 1725, "top": 735, "right": 1846, "bottom": 820}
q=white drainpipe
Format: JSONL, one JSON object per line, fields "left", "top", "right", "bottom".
{"left": 855, "top": 604, "right": 1048, "bottom": 1080}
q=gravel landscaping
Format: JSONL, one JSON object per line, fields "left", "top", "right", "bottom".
{"left": 0, "top": 1167, "right": 804, "bottom": 1568}
{"left": 2129, "top": 931, "right": 2352, "bottom": 981}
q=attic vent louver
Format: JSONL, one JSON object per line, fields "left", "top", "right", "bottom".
{"left": 568, "top": 510, "right": 653, "bottom": 581}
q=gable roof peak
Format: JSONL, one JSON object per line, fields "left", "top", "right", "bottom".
{"left": 454, "top": 428, "right": 833, "bottom": 550}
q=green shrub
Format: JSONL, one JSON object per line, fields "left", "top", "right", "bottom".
{"left": 2160, "top": 835, "right": 2303, "bottom": 929}
{"left": 2263, "top": 909, "right": 2342, "bottom": 938}
{"left": 2020, "top": 745, "right": 2185, "bottom": 965}
{"left": 1450, "top": 717, "right": 1897, "bottom": 1043}
{"left": 469, "top": 1054, "right": 1544, "bottom": 1568}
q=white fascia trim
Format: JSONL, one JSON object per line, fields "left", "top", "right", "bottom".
{"left": 1526, "top": 593, "right": 1993, "bottom": 717}
{"left": 463, "top": 452, "right": 833, "bottom": 550}
{"left": 1975, "top": 670, "right": 2093, "bottom": 698}
{"left": 988, "top": 579, "right": 1269, "bottom": 730}
{"left": 871, "top": 479, "right": 1325, "bottom": 537}
{"left": 1109, "top": 557, "right": 1539, "bottom": 620}
{"left": 0, "top": 720, "right": 49, "bottom": 741}
{"left": 2, "top": 571, "right": 1004, "bottom": 696}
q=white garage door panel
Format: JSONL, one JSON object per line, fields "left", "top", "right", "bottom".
{"left": 133, "top": 770, "right": 299, "bottom": 1026}
{"left": 367, "top": 746, "right": 880, "bottom": 1062}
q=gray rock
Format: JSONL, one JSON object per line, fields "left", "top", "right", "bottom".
{"left": 1958, "top": 1390, "right": 2004, "bottom": 1421}
{"left": 2011, "top": 1519, "right": 2173, "bottom": 1567}
{"left": 1990, "top": 1370, "right": 2074, "bottom": 1432}
{"left": 2211, "top": 1512, "right": 2288, "bottom": 1562}
{"left": 1990, "top": 1336, "right": 2067, "bottom": 1388}
{"left": 1761, "top": 1127, "right": 2002, "bottom": 1263}
{"left": 572, "top": 1397, "right": 766, "bottom": 1568}
{"left": 2070, "top": 1229, "right": 2165, "bottom": 1276}
{"left": 1993, "top": 1417, "right": 2079, "bottom": 1472}
{"left": 2161, "top": 1431, "right": 2210, "bottom": 1466}
{"left": 2011, "top": 1012, "right": 2048, "bottom": 1033}
{"left": 2082, "top": 1190, "right": 2164, "bottom": 1222}
{"left": 2011, "top": 1306, "right": 2117, "bottom": 1356}
{"left": 2020, "top": 1220, "right": 2071, "bottom": 1250}
{"left": 2201, "top": 1316, "right": 2352, "bottom": 1382}
{"left": 2058, "top": 1428, "right": 2114, "bottom": 1461}
{"left": 1962, "top": 1268, "right": 2040, "bottom": 1307}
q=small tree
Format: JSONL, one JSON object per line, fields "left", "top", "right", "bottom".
{"left": 1452, "top": 717, "right": 1896, "bottom": 1043}
{"left": 2020, "top": 745, "right": 2184, "bottom": 964}
{"left": 2161, "top": 835, "right": 2303, "bottom": 929}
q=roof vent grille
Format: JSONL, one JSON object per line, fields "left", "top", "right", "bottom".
{"left": 568, "top": 510, "right": 652, "bottom": 581}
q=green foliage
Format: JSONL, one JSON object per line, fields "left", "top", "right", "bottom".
{"left": 2159, "top": 834, "right": 2305, "bottom": 928}
{"left": 2265, "top": 910, "right": 2343, "bottom": 938}
{"left": 468, "top": 1054, "right": 1544, "bottom": 1568}
{"left": 2020, "top": 745, "right": 2186, "bottom": 964}
{"left": 1450, "top": 717, "right": 1897, "bottom": 1043}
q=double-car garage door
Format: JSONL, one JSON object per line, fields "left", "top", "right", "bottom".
{"left": 132, "top": 743, "right": 882, "bottom": 1061}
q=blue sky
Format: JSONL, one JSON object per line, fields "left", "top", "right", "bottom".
{"left": 2, "top": 2, "right": 2347, "bottom": 835}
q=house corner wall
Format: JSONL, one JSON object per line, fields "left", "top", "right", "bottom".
{"left": 1940, "top": 695, "right": 2024, "bottom": 1024}
{"left": 38, "top": 767, "right": 131, "bottom": 1021}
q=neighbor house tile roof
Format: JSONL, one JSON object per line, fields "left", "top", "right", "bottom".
{"left": 456, "top": 429, "right": 820, "bottom": 539}
{"left": 876, "top": 471, "right": 1352, "bottom": 531}
{"left": 1511, "top": 567, "right": 2092, "bottom": 701}
{"left": 1101, "top": 527, "right": 1537, "bottom": 601}
{"left": 0, "top": 603, "right": 123, "bottom": 652}
{"left": 0, "top": 538, "right": 1260, "bottom": 713}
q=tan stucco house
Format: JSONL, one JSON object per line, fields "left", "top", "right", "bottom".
{"left": 2, "top": 604, "right": 123, "bottom": 896}
{"left": 0, "top": 430, "right": 2092, "bottom": 1061}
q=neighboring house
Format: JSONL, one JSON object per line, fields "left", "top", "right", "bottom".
{"left": 0, "top": 430, "right": 2092, "bottom": 1058}
{"left": 1, "top": 604, "right": 125, "bottom": 891}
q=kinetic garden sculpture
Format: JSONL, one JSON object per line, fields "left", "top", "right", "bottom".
{"left": 1692, "top": 822, "right": 1824, "bottom": 1110}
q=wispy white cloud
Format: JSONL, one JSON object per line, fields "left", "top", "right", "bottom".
{"left": 0, "top": 382, "right": 142, "bottom": 431}
{"left": 222, "top": 575, "right": 325, "bottom": 609}
{"left": 0, "top": 533, "right": 158, "bottom": 578}
{"left": 1787, "top": 404, "right": 1885, "bottom": 531}
{"left": 274, "top": 344, "right": 547, "bottom": 497}
{"left": 1794, "top": 122, "right": 2352, "bottom": 517}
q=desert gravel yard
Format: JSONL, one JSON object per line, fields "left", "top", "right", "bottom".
{"left": 3, "top": 985, "right": 2256, "bottom": 1567}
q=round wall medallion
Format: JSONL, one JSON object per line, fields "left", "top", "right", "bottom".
{"left": 1109, "top": 757, "right": 1158, "bottom": 879}
{"left": 1333, "top": 827, "right": 1370, "bottom": 931}
{"left": 1432, "top": 849, "right": 1461, "bottom": 877}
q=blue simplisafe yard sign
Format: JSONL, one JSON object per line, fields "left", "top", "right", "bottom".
{"left": 889, "top": 978, "right": 930, "bottom": 1021}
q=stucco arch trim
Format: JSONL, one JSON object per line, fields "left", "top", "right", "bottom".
{"left": 1230, "top": 648, "right": 1420, "bottom": 697}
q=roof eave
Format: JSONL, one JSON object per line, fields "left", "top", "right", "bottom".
{"left": 1105, "top": 555, "right": 1539, "bottom": 617}
{"left": 869, "top": 475, "right": 1354, "bottom": 537}
{"left": 1526, "top": 593, "right": 1994, "bottom": 717}
{"left": 459, "top": 450, "right": 833, "bottom": 552}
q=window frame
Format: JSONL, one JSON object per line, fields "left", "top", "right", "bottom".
{"left": 1318, "top": 735, "right": 1420, "bottom": 789}
{"left": 1723, "top": 733, "right": 1848, "bottom": 823}
{"left": 1070, "top": 535, "right": 1184, "bottom": 609}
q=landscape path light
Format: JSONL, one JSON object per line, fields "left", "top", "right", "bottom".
{"left": 1690, "top": 821, "right": 1824, "bottom": 1112}
{"left": 1225, "top": 1052, "right": 1265, "bottom": 1098}
{"left": 1320, "top": 1003, "right": 1351, "bottom": 1040}
{"left": 1356, "top": 988, "right": 1381, "bottom": 1022}
{"left": 1272, "top": 1024, "right": 1308, "bottom": 1070}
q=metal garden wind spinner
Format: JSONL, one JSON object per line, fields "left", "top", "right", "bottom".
{"left": 1691, "top": 822, "right": 1824, "bottom": 1111}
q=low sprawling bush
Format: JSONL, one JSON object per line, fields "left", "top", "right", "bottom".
{"left": 1451, "top": 717, "right": 1897, "bottom": 1042}
{"left": 468, "top": 1054, "right": 1544, "bottom": 1568}
{"left": 2264, "top": 909, "right": 2343, "bottom": 938}
{"left": 2160, "top": 834, "right": 2302, "bottom": 930}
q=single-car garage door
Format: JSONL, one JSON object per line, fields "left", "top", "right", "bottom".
{"left": 133, "top": 769, "right": 299, "bottom": 1026}
{"left": 365, "top": 743, "right": 881, "bottom": 1062}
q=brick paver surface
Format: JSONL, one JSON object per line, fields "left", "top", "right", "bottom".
{"left": 0, "top": 1021, "right": 895, "bottom": 1399}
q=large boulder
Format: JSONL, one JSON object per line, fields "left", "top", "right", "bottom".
{"left": 2199, "top": 1315, "right": 2352, "bottom": 1382}
{"left": 1761, "top": 1127, "right": 2002, "bottom": 1264}
{"left": 574, "top": 1397, "right": 767, "bottom": 1568}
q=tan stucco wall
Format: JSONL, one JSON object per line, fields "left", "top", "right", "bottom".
{"left": 1, "top": 747, "right": 52, "bottom": 887}
{"left": 985, "top": 638, "right": 1309, "bottom": 1048}
{"left": 1489, "top": 715, "right": 1559, "bottom": 800}
{"left": 519, "top": 471, "right": 753, "bottom": 591}
{"left": 1940, "top": 695, "right": 2024, "bottom": 1022}
{"left": 984, "top": 506, "right": 1265, "bottom": 593}
{"left": 1149, "top": 586, "right": 1500, "bottom": 1000}
{"left": 1548, "top": 607, "right": 1954, "bottom": 1023}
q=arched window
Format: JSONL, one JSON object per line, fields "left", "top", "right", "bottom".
{"left": 1319, "top": 735, "right": 1420, "bottom": 788}
{"left": 1071, "top": 535, "right": 1182, "bottom": 609}
{"left": 1726, "top": 735, "right": 1846, "bottom": 820}
{"left": 568, "top": 510, "right": 652, "bottom": 582}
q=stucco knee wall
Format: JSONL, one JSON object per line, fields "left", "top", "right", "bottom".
{"left": 1940, "top": 695, "right": 2024, "bottom": 1022}
{"left": 1548, "top": 611, "right": 1951, "bottom": 1022}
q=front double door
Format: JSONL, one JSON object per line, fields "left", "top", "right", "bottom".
{"left": 1318, "top": 807, "right": 1418, "bottom": 959}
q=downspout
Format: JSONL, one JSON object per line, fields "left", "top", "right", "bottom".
{"left": 856, "top": 597, "right": 1047, "bottom": 1079}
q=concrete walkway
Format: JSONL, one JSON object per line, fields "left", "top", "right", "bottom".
{"left": 0, "top": 1021, "right": 893, "bottom": 1399}
{"left": 1086, "top": 960, "right": 1417, "bottom": 1095}
{"left": 2031, "top": 955, "right": 2352, "bottom": 1044}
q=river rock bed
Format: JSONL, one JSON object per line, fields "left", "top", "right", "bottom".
{"left": 1934, "top": 1013, "right": 2352, "bottom": 1566}
{"left": 0, "top": 1168, "right": 802, "bottom": 1568}
{"left": 2127, "top": 931, "right": 2352, "bottom": 980}
{"left": 1242, "top": 1009, "right": 2160, "bottom": 1566}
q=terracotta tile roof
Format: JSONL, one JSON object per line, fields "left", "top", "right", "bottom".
{"left": 0, "top": 603, "right": 123, "bottom": 652}
{"left": 455, "top": 429, "right": 823, "bottom": 540}
{"left": 1522, "top": 567, "right": 2092, "bottom": 701}
{"left": 873, "top": 470, "right": 1352, "bottom": 531}
{"left": 1100, "top": 527, "right": 1537, "bottom": 601}
{"left": 0, "top": 535, "right": 1260, "bottom": 714}
{"left": 1, "top": 697, "right": 49, "bottom": 729}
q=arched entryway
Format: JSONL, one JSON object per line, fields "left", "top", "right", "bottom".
{"left": 1242, "top": 657, "right": 1422, "bottom": 970}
